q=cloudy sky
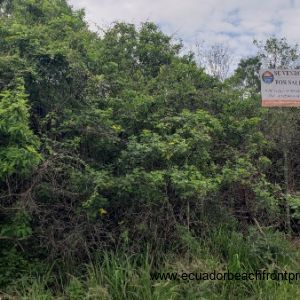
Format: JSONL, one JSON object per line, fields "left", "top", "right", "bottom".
{"left": 68, "top": 0, "right": 299, "bottom": 65}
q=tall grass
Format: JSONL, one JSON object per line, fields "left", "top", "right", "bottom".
{"left": 4, "top": 226, "right": 300, "bottom": 299}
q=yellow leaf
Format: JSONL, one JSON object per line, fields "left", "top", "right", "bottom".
{"left": 99, "top": 208, "right": 107, "bottom": 216}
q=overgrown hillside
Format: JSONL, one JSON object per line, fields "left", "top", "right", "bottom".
{"left": 1, "top": 1, "right": 300, "bottom": 299}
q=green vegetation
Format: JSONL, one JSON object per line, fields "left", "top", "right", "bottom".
{"left": 1, "top": 1, "right": 300, "bottom": 299}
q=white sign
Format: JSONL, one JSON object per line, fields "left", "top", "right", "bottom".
{"left": 260, "top": 69, "right": 300, "bottom": 107}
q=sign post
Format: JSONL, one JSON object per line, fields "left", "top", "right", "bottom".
{"left": 260, "top": 69, "right": 297, "bottom": 235}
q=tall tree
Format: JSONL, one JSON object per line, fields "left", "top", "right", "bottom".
{"left": 254, "top": 37, "right": 300, "bottom": 234}
{"left": 196, "top": 41, "right": 233, "bottom": 81}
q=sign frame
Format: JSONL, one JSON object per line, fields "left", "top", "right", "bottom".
{"left": 260, "top": 69, "right": 300, "bottom": 107}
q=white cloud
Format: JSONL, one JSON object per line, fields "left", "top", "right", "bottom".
{"left": 68, "top": 0, "right": 300, "bottom": 68}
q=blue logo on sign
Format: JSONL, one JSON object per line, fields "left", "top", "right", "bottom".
{"left": 262, "top": 71, "right": 274, "bottom": 84}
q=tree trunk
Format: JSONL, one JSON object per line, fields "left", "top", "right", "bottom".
{"left": 283, "top": 147, "right": 292, "bottom": 236}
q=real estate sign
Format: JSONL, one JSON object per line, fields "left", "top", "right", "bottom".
{"left": 260, "top": 69, "right": 300, "bottom": 107}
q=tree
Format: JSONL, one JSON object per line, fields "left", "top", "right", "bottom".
{"left": 0, "top": 1, "right": 297, "bottom": 295}
{"left": 0, "top": 80, "right": 41, "bottom": 286}
{"left": 253, "top": 37, "right": 300, "bottom": 234}
{"left": 254, "top": 37, "right": 299, "bottom": 69}
{"left": 228, "top": 56, "right": 261, "bottom": 93}
{"left": 0, "top": 80, "right": 41, "bottom": 180}
{"left": 195, "top": 41, "right": 233, "bottom": 81}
